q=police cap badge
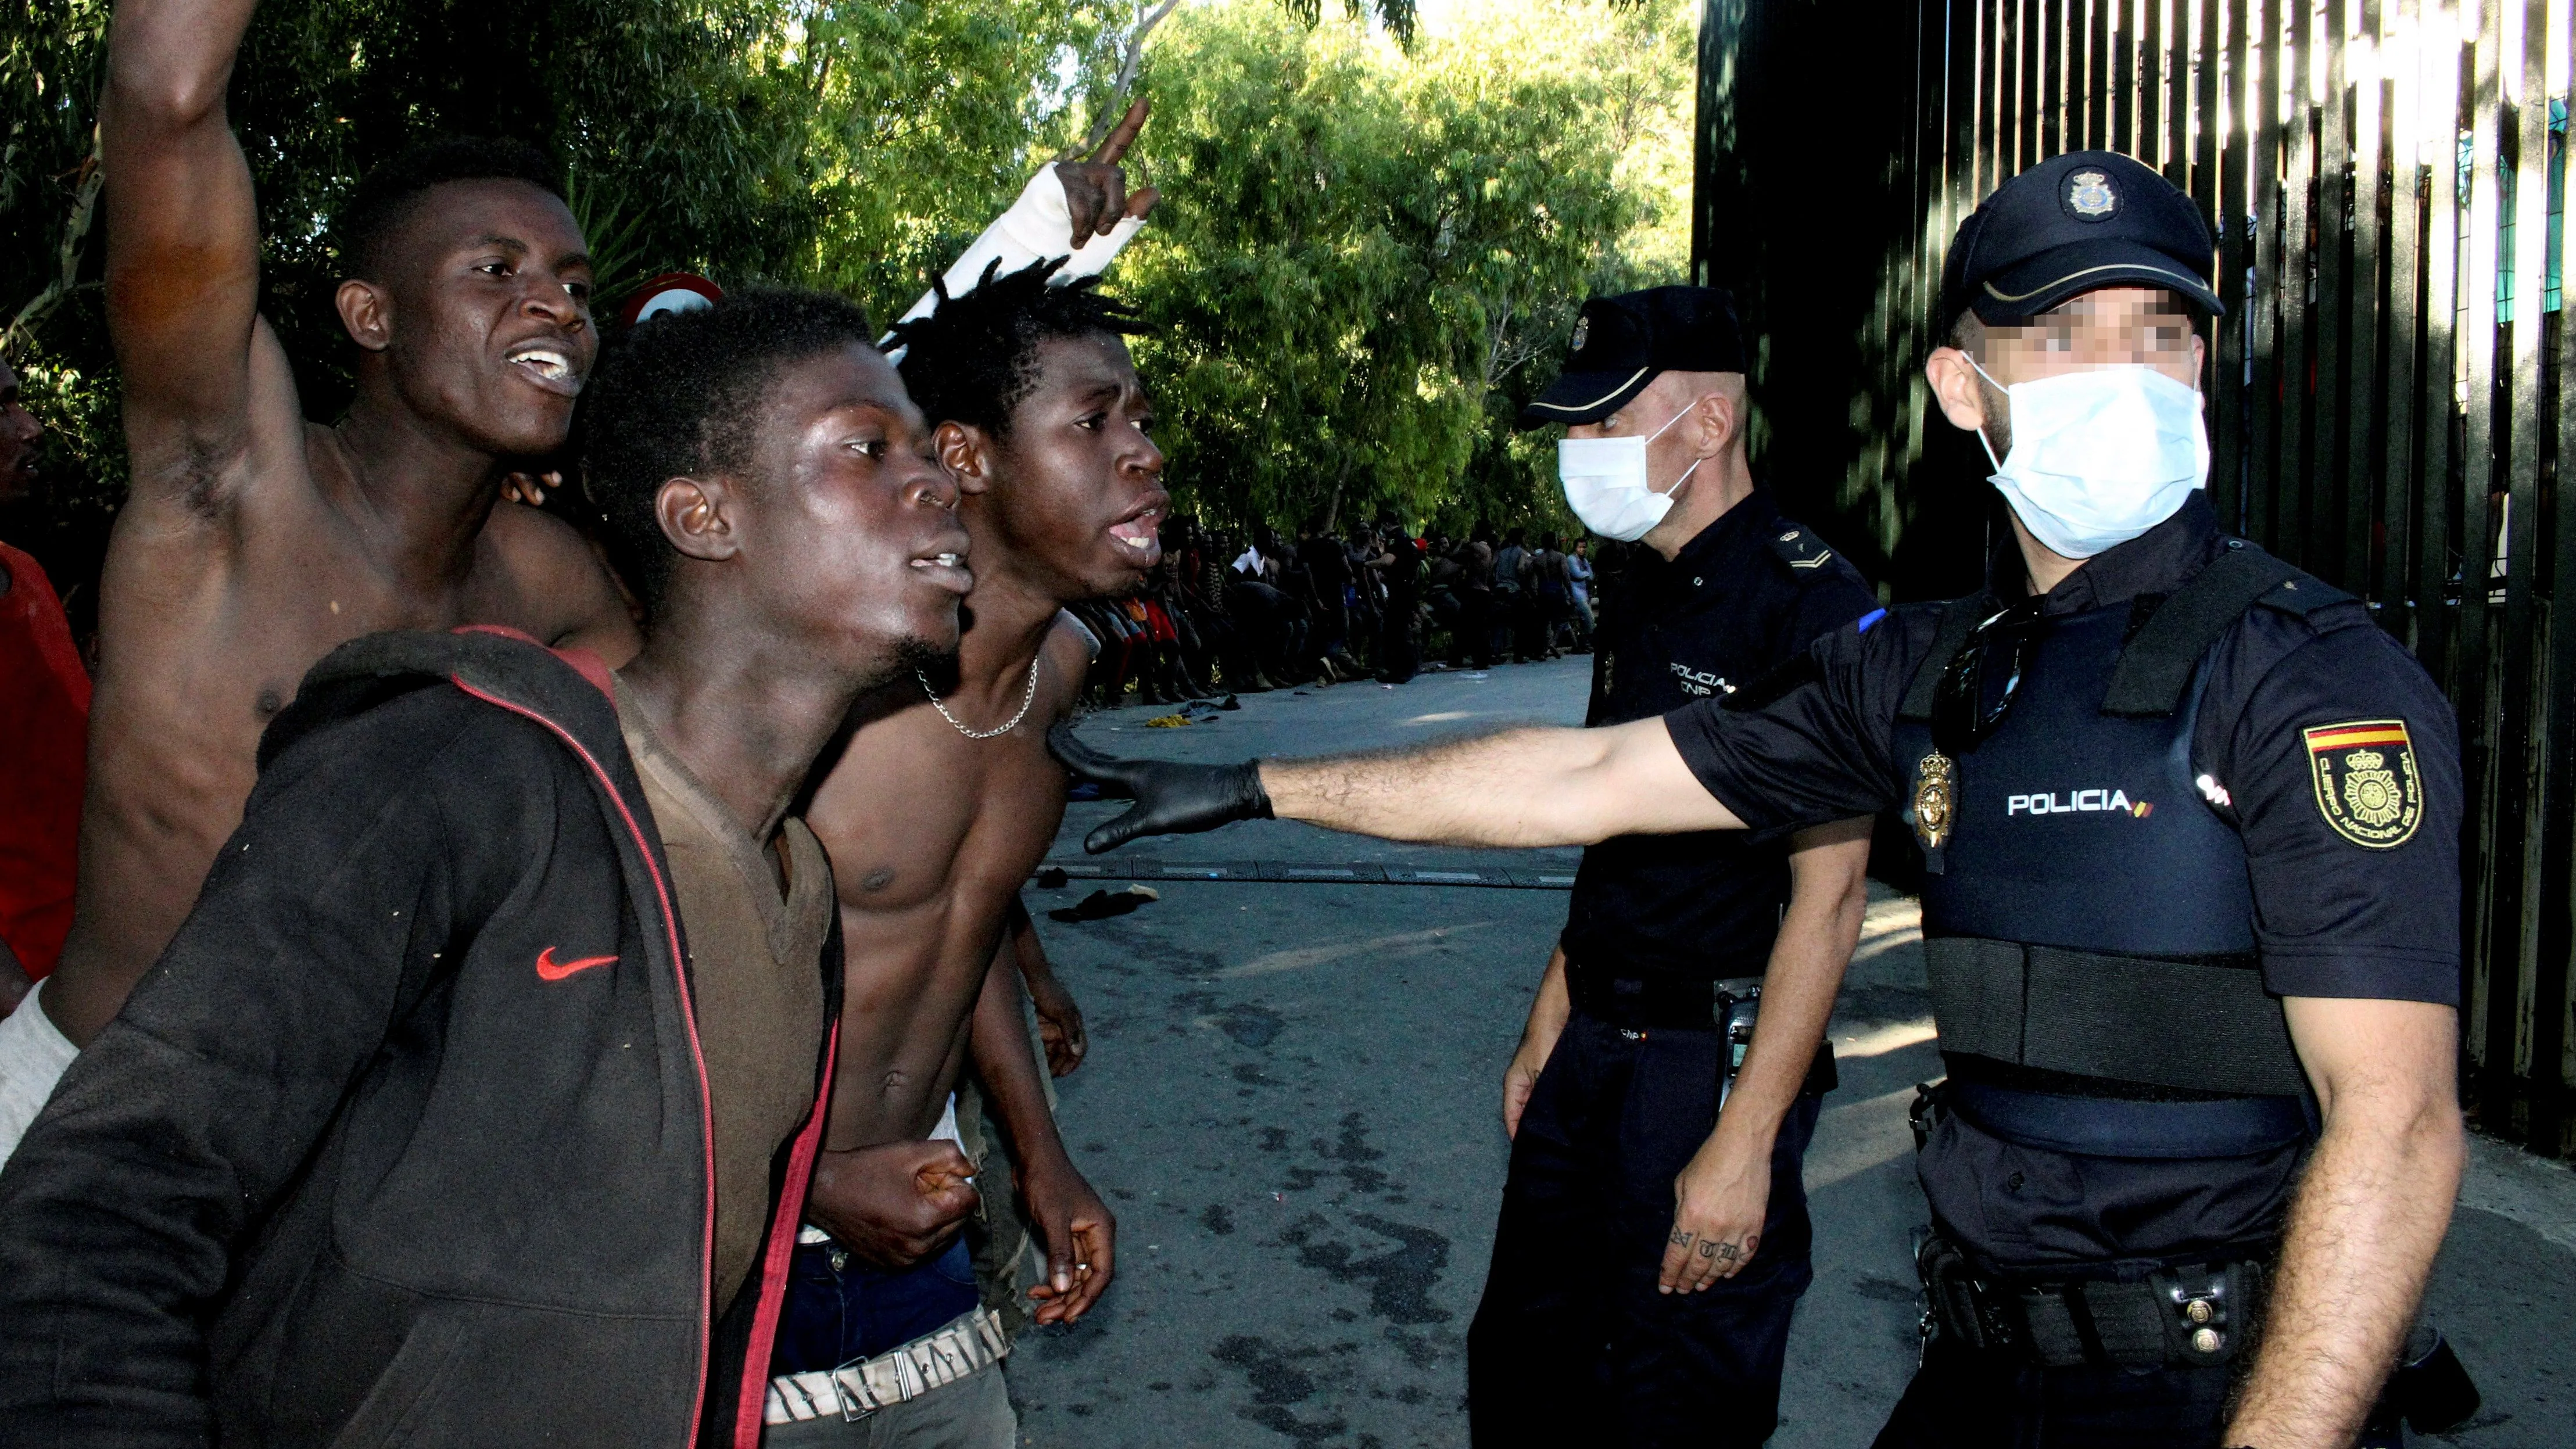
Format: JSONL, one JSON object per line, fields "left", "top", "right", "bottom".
{"left": 2065, "top": 169, "right": 2118, "bottom": 220}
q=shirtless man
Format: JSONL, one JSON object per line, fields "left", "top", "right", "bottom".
{"left": 0, "top": 0, "right": 642, "bottom": 1160}
{"left": 0, "top": 0, "right": 1158, "bottom": 1161}
{"left": 761, "top": 261, "right": 1163, "bottom": 1443}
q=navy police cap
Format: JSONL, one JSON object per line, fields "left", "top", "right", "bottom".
{"left": 1941, "top": 151, "right": 2222, "bottom": 327}
{"left": 1517, "top": 285, "right": 1746, "bottom": 430}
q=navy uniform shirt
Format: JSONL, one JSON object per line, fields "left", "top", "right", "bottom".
{"left": 1560, "top": 489, "right": 1880, "bottom": 979}
{"left": 1665, "top": 493, "right": 2460, "bottom": 1007}
{"left": 1663, "top": 494, "right": 2460, "bottom": 1269}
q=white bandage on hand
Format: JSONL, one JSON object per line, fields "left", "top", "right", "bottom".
{"left": 0, "top": 978, "right": 80, "bottom": 1168}
{"left": 891, "top": 165, "right": 1148, "bottom": 332}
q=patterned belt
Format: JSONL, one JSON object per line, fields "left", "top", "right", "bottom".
{"left": 764, "top": 1305, "right": 1011, "bottom": 1425}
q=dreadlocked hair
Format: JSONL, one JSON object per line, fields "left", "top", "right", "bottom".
{"left": 886, "top": 257, "right": 1144, "bottom": 437}
{"left": 581, "top": 287, "right": 876, "bottom": 611}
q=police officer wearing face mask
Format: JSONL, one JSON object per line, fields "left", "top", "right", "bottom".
{"left": 1051, "top": 152, "right": 2474, "bottom": 1449}
{"left": 1458, "top": 288, "right": 1878, "bottom": 1447}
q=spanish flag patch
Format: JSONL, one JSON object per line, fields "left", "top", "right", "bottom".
{"left": 2303, "top": 719, "right": 2423, "bottom": 849}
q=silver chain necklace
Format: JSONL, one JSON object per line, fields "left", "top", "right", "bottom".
{"left": 918, "top": 653, "right": 1042, "bottom": 740}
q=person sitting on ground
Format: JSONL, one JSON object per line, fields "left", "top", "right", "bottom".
{"left": 766, "top": 261, "right": 1165, "bottom": 1443}
{"left": 0, "top": 288, "right": 973, "bottom": 1448}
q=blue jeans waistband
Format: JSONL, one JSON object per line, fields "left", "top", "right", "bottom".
{"left": 771, "top": 1233, "right": 980, "bottom": 1375}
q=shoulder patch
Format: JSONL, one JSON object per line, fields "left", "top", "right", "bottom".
{"left": 2303, "top": 719, "right": 2423, "bottom": 849}
{"left": 1767, "top": 526, "right": 1837, "bottom": 573}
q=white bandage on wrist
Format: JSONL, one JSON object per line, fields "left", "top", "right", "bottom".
{"left": 891, "top": 165, "right": 1148, "bottom": 333}
{"left": 0, "top": 978, "right": 80, "bottom": 1167}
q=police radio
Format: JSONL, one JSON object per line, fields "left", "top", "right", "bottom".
{"left": 1711, "top": 977, "right": 1764, "bottom": 1112}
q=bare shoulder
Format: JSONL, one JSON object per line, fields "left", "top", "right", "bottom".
{"left": 1051, "top": 608, "right": 1103, "bottom": 665}
{"left": 1042, "top": 613, "right": 1098, "bottom": 723}
{"left": 475, "top": 501, "right": 642, "bottom": 661}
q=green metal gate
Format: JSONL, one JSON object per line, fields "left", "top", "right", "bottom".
{"left": 1694, "top": 0, "right": 2574, "bottom": 1158}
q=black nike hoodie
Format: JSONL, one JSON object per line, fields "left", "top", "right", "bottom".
{"left": 0, "top": 627, "right": 840, "bottom": 1448}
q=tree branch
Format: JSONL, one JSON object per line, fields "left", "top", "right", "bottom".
{"left": 3, "top": 131, "right": 103, "bottom": 359}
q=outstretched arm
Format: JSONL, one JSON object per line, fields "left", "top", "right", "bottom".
{"left": 2225, "top": 997, "right": 2463, "bottom": 1446}
{"left": 1050, "top": 716, "right": 1744, "bottom": 853}
{"left": 1261, "top": 720, "right": 1744, "bottom": 845}
{"left": 101, "top": 0, "right": 282, "bottom": 508}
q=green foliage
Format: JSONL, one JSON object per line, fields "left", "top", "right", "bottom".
{"left": 1116, "top": 0, "right": 1693, "bottom": 536}
{"left": 0, "top": 0, "right": 1689, "bottom": 583}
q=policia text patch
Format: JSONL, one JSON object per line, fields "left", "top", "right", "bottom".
{"left": 2302, "top": 719, "right": 2423, "bottom": 849}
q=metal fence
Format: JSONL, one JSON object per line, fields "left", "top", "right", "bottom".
{"left": 1693, "top": 0, "right": 2574, "bottom": 1158}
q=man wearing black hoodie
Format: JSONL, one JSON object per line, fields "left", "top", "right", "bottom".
{"left": 0, "top": 288, "right": 970, "bottom": 1448}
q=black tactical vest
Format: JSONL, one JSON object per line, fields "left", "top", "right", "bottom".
{"left": 1891, "top": 542, "right": 2344, "bottom": 1102}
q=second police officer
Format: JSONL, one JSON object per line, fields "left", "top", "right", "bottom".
{"left": 1053, "top": 152, "right": 2471, "bottom": 1448}
{"left": 1481, "top": 287, "right": 1878, "bottom": 1447}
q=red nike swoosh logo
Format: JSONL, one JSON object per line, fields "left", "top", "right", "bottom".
{"left": 536, "top": 946, "right": 618, "bottom": 981}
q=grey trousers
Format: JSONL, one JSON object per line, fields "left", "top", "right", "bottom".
{"left": 759, "top": 1360, "right": 1017, "bottom": 1449}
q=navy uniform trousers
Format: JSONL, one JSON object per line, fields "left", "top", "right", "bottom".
{"left": 1467, "top": 1011, "right": 1822, "bottom": 1448}
{"left": 1873, "top": 1340, "right": 2236, "bottom": 1448}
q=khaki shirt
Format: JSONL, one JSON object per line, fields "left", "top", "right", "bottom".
{"left": 619, "top": 685, "right": 832, "bottom": 1317}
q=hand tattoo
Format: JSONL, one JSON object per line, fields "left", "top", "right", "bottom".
{"left": 1669, "top": 1229, "right": 1693, "bottom": 1247}
{"left": 1713, "top": 1242, "right": 1741, "bottom": 1262}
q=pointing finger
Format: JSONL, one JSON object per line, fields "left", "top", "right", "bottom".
{"left": 1091, "top": 96, "right": 1150, "bottom": 165}
{"left": 1095, "top": 173, "right": 1129, "bottom": 238}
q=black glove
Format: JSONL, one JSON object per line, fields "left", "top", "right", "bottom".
{"left": 1048, "top": 722, "right": 1272, "bottom": 853}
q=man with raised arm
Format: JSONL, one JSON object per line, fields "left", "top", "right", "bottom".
{"left": 0, "top": 0, "right": 1158, "bottom": 1163}
{"left": 1055, "top": 153, "right": 2467, "bottom": 1448}
{"left": 0, "top": 0, "right": 640, "bottom": 1158}
{"left": 757, "top": 258, "right": 1163, "bottom": 1446}
{"left": 0, "top": 287, "right": 974, "bottom": 1448}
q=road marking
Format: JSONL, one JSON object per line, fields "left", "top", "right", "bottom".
{"left": 1221, "top": 922, "right": 1496, "bottom": 979}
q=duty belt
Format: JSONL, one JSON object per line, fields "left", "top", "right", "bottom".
{"left": 764, "top": 1306, "right": 1011, "bottom": 1425}
{"left": 1915, "top": 1231, "right": 2265, "bottom": 1372}
{"left": 1564, "top": 957, "right": 1837, "bottom": 1099}
{"left": 1562, "top": 955, "right": 1761, "bottom": 1031}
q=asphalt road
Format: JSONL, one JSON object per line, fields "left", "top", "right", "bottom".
{"left": 1002, "top": 656, "right": 2575, "bottom": 1448}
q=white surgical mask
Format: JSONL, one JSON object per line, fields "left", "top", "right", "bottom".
{"left": 1971, "top": 361, "right": 2209, "bottom": 559}
{"left": 1557, "top": 400, "right": 1708, "bottom": 542}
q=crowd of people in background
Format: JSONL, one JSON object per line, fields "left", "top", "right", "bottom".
{"left": 1067, "top": 516, "right": 1612, "bottom": 708}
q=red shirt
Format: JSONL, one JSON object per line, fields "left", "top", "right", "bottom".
{"left": 0, "top": 541, "right": 89, "bottom": 981}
